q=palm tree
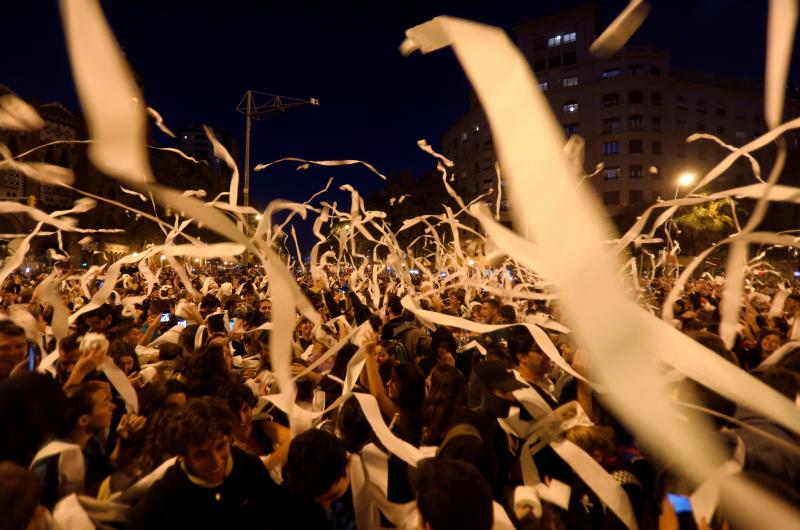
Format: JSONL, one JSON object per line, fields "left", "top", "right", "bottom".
{"left": 672, "top": 199, "right": 737, "bottom": 256}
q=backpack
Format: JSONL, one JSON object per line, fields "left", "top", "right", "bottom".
{"left": 436, "top": 423, "right": 483, "bottom": 456}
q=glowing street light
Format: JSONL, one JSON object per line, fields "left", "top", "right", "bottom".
{"left": 255, "top": 214, "right": 262, "bottom": 221}
{"left": 674, "top": 172, "right": 695, "bottom": 199}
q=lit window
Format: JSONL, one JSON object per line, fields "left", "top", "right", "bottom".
{"left": 604, "top": 167, "right": 620, "bottom": 180}
{"left": 735, "top": 130, "right": 746, "bottom": 139}
{"left": 602, "top": 118, "right": 620, "bottom": 134}
{"left": 603, "top": 141, "right": 620, "bottom": 155}
{"left": 547, "top": 35, "right": 562, "bottom": 47}
{"left": 539, "top": 81, "right": 548, "bottom": 91}
{"left": 601, "top": 69, "right": 620, "bottom": 79}
{"left": 563, "top": 101, "right": 579, "bottom": 113}
{"left": 563, "top": 32, "right": 576, "bottom": 43}
{"left": 629, "top": 164, "right": 644, "bottom": 179}
{"left": 562, "top": 76, "right": 578, "bottom": 87}
{"left": 629, "top": 115, "right": 643, "bottom": 130}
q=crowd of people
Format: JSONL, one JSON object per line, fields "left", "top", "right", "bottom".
{"left": 0, "top": 261, "right": 798, "bottom": 530}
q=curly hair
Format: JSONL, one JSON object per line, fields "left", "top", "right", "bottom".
{"left": 133, "top": 403, "right": 182, "bottom": 476}
{"left": 172, "top": 397, "right": 235, "bottom": 456}
{"left": 286, "top": 429, "right": 347, "bottom": 499}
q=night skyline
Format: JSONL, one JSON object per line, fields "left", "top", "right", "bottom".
{"left": 2, "top": 0, "right": 798, "bottom": 213}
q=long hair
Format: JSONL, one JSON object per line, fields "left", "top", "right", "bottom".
{"left": 423, "top": 363, "right": 466, "bottom": 443}
{"left": 392, "top": 362, "right": 426, "bottom": 416}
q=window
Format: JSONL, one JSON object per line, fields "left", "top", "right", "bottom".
{"left": 604, "top": 167, "right": 620, "bottom": 180}
{"left": 735, "top": 130, "right": 746, "bottom": 139}
{"left": 677, "top": 96, "right": 687, "bottom": 110}
{"left": 603, "top": 191, "right": 620, "bottom": 205}
{"left": 628, "top": 90, "right": 644, "bottom": 104}
{"left": 652, "top": 141, "right": 662, "bottom": 155}
{"left": 697, "top": 99, "right": 707, "bottom": 113}
{"left": 629, "top": 139, "right": 644, "bottom": 153}
{"left": 548, "top": 56, "right": 562, "bottom": 68}
{"left": 603, "top": 141, "right": 620, "bottom": 155}
{"left": 562, "top": 76, "right": 578, "bottom": 87}
{"left": 629, "top": 190, "right": 644, "bottom": 203}
{"left": 652, "top": 116, "right": 662, "bottom": 131}
{"left": 602, "top": 117, "right": 621, "bottom": 134}
{"left": 534, "top": 59, "right": 546, "bottom": 72}
{"left": 650, "top": 66, "right": 662, "bottom": 75}
{"left": 629, "top": 164, "right": 644, "bottom": 179}
{"left": 696, "top": 123, "right": 706, "bottom": 132}
{"left": 547, "top": 35, "right": 562, "bottom": 47}
{"left": 565, "top": 123, "right": 579, "bottom": 136}
{"left": 563, "top": 101, "right": 579, "bottom": 113}
{"left": 539, "top": 81, "right": 548, "bottom": 91}
{"left": 716, "top": 107, "right": 727, "bottom": 117}
{"left": 601, "top": 69, "right": 620, "bottom": 79}
{"left": 563, "top": 52, "right": 576, "bottom": 65}
{"left": 602, "top": 93, "right": 620, "bottom": 107}
{"left": 652, "top": 92, "right": 663, "bottom": 105}
{"left": 629, "top": 64, "right": 644, "bottom": 74}
{"left": 629, "top": 115, "right": 643, "bottom": 130}
{"left": 563, "top": 32, "right": 576, "bottom": 43}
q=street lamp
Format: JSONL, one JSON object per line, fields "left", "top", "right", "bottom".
{"left": 674, "top": 172, "right": 695, "bottom": 199}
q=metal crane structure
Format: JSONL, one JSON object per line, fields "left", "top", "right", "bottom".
{"left": 235, "top": 91, "right": 319, "bottom": 208}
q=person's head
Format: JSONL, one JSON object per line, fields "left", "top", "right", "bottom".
{"left": 498, "top": 304, "right": 517, "bottom": 324}
{"left": 472, "top": 359, "right": 525, "bottom": 418}
{"left": 413, "top": 458, "right": 493, "bottom": 530}
{"left": 430, "top": 327, "right": 457, "bottom": 367}
{"left": 375, "top": 340, "right": 400, "bottom": 365}
{"left": 688, "top": 331, "right": 740, "bottom": 367}
{"left": 181, "top": 324, "right": 207, "bottom": 356}
{"left": 298, "top": 317, "right": 314, "bottom": 338}
{"left": 783, "top": 293, "right": 800, "bottom": 316}
{"left": 564, "top": 425, "right": 615, "bottom": 463}
{"left": 109, "top": 339, "right": 140, "bottom": 376}
{"left": 242, "top": 290, "right": 257, "bottom": 308}
{"left": 286, "top": 429, "right": 350, "bottom": 510}
{"left": 199, "top": 294, "right": 220, "bottom": 317}
{"left": 388, "top": 362, "right": 426, "bottom": 415}
{"left": 174, "top": 396, "right": 236, "bottom": 484}
{"left": 757, "top": 329, "right": 785, "bottom": 359}
{"left": 258, "top": 299, "right": 271, "bottom": 320}
{"left": 0, "top": 461, "right": 48, "bottom": 530}
{"left": 508, "top": 327, "right": 552, "bottom": 381}
{"left": 224, "top": 382, "right": 258, "bottom": 433}
{"left": 83, "top": 304, "right": 114, "bottom": 332}
{"left": 185, "top": 344, "right": 233, "bottom": 397}
{"left": 424, "top": 363, "right": 467, "bottom": 442}
{"left": 480, "top": 298, "right": 501, "bottom": 324}
{"left": 0, "top": 320, "right": 27, "bottom": 380}
{"left": 337, "top": 394, "right": 374, "bottom": 453}
{"left": 163, "top": 379, "right": 188, "bottom": 406}
{"left": 385, "top": 295, "right": 403, "bottom": 320}
{"left": 62, "top": 381, "right": 116, "bottom": 439}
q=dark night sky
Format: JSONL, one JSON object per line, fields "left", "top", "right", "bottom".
{"left": 2, "top": 0, "right": 798, "bottom": 248}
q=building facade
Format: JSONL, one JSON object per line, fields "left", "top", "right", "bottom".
{"left": 441, "top": 4, "right": 800, "bottom": 222}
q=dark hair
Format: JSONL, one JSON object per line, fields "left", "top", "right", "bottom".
{"left": 181, "top": 324, "right": 207, "bottom": 354}
{"left": 507, "top": 325, "right": 536, "bottom": 364}
{"left": 482, "top": 297, "right": 501, "bottom": 311}
{"left": 223, "top": 382, "right": 258, "bottom": 415}
{"left": 0, "top": 320, "right": 25, "bottom": 337}
{"left": 109, "top": 339, "right": 141, "bottom": 374}
{"left": 430, "top": 326, "right": 457, "bottom": 357}
{"left": 60, "top": 381, "right": 107, "bottom": 437}
{"left": 185, "top": 344, "right": 233, "bottom": 397}
{"left": 498, "top": 304, "right": 517, "bottom": 323}
{"left": 133, "top": 403, "right": 182, "bottom": 476}
{"left": 392, "top": 362, "right": 426, "bottom": 415}
{"left": 423, "top": 364, "right": 467, "bottom": 443}
{"left": 58, "top": 333, "right": 82, "bottom": 353}
{"left": 337, "top": 394, "right": 374, "bottom": 453}
{"left": 330, "top": 343, "right": 359, "bottom": 381}
{"left": 386, "top": 295, "right": 403, "bottom": 317}
{"left": 173, "top": 397, "right": 235, "bottom": 455}
{"left": 158, "top": 342, "right": 183, "bottom": 361}
{"left": 752, "top": 367, "right": 799, "bottom": 399}
{"left": 776, "top": 345, "right": 800, "bottom": 374}
{"left": 286, "top": 429, "right": 348, "bottom": 499}
{"left": 200, "top": 294, "right": 220, "bottom": 311}
{"left": 0, "top": 461, "right": 42, "bottom": 530}
{"left": 689, "top": 331, "right": 740, "bottom": 367}
{"left": 413, "top": 459, "right": 493, "bottom": 530}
